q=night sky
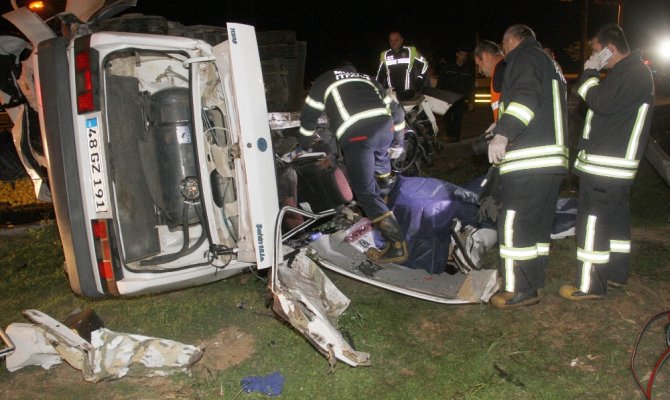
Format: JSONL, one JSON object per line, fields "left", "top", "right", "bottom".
{"left": 1, "top": 0, "right": 669, "bottom": 80}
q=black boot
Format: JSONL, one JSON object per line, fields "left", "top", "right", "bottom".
{"left": 366, "top": 212, "right": 408, "bottom": 264}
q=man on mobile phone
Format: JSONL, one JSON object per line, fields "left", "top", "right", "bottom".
{"left": 560, "top": 24, "right": 655, "bottom": 301}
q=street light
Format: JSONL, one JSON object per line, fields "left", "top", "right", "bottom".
{"left": 27, "top": 1, "right": 44, "bottom": 12}
{"left": 656, "top": 36, "right": 670, "bottom": 63}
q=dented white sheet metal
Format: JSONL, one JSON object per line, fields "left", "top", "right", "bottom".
{"left": 4, "top": 323, "right": 61, "bottom": 371}
{"left": 272, "top": 249, "right": 370, "bottom": 367}
{"left": 19, "top": 309, "right": 203, "bottom": 382}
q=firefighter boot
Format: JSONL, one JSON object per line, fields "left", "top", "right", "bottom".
{"left": 366, "top": 212, "right": 408, "bottom": 264}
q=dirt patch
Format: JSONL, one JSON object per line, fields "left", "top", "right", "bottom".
{"left": 632, "top": 225, "right": 670, "bottom": 246}
{"left": 193, "top": 325, "right": 256, "bottom": 373}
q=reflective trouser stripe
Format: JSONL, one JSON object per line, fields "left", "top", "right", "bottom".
{"left": 503, "top": 210, "right": 516, "bottom": 292}
{"left": 500, "top": 211, "right": 548, "bottom": 292}
{"left": 579, "top": 215, "right": 611, "bottom": 292}
{"left": 610, "top": 240, "right": 631, "bottom": 253}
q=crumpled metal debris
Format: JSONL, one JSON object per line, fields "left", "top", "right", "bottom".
{"left": 5, "top": 309, "right": 203, "bottom": 382}
{"left": 271, "top": 249, "right": 370, "bottom": 368}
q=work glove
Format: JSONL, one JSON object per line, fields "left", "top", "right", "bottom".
{"left": 583, "top": 53, "right": 600, "bottom": 71}
{"left": 487, "top": 134, "right": 508, "bottom": 164}
{"left": 387, "top": 145, "right": 404, "bottom": 159}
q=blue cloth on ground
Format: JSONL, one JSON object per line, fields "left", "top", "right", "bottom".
{"left": 388, "top": 175, "right": 480, "bottom": 274}
{"left": 240, "top": 371, "right": 285, "bottom": 396}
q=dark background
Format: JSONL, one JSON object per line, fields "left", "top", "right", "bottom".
{"left": 1, "top": 0, "right": 669, "bottom": 81}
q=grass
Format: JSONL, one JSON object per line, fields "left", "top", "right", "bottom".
{"left": 0, "top": 162, "right": 669, "bottom": 399}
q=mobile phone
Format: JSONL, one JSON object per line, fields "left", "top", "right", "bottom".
{"left": 598, "top": 47, "right": 613, "bottom": 64}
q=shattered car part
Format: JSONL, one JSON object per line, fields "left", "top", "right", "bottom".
{"left": 17, "top": 309, "right": 202, "bottom": 382}
{"left": 4, "top": 323, "right": 60, "bottom": 371}
{"left": 272, "top": 248, "right": 370, "bottom": 367}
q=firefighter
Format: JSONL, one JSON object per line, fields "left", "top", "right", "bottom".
{"left": 473, "top": 40, "right": 505, "bottom": 123}
{"left": 375, "top": 31, "right": 429, "bottom": 101}
{"left": 299, "top": 63, "right": 408, "bottom": 264}
{"left": 559, "top": 24, "right": 654, "bottom": 301}
{"left": 488, "top": 25, "right": 568, "bottom": 309}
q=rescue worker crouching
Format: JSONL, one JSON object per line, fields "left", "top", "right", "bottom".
{"left": 298, "top": 63, "right": 409, "bottom": 264}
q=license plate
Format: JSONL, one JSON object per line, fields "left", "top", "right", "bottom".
{"left": 86, "top": 118, "right": 108, "bottom": 212}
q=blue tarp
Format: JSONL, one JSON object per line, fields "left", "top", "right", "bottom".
{"left": 388, "top": 175, "right": 480, "bottom": 274}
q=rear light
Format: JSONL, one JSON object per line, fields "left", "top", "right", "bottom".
{"left": 92, "top": 219, "right": 119, "bottom": 294}
{"left": 74, "top": 36, "right": 99, "bottom": 114}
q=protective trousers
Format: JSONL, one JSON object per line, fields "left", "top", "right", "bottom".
{"left": 574, "top": 178, "right": 631, "bottom": 295}
{"left": 498, "top": 174, "right": 562, "bottom": 292}
{"left": 339, "top": 116, "right": 394, "bottom": 220}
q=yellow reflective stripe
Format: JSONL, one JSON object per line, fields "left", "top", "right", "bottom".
{"left": 577, "top": 248, "right": 610, "bottom": 263}
{"left": 499, "top": 102, "right": 505, "bottom": 115}
{"left": 500, "top": 156, "right": 568, "bottom": 174}
{"left": 331, "top": 88, "right": 350, "bottom": 120}
{"left": 625, "top": 103, "right": 650, "bottom": 160}
{"left": 578, "top": 150, "right": 639, "bottom": 168}
{"left": 504, "top": 102, "right": 535, "bottom": 126}
{"left": 395, "top": 121, "right": 406, "bottom": 131}
{"left": 610, "top": 240, "right": 631, "bottom": 253}
{"left": 324, "top": 78, "right": 381, "bottom": 101}
{"left": 504, "top": 209, "right": 516, "bottom": 292}
{"left": 552, "top": 80, "right": 565, "bottom": 146}
{"left": 504, "top": 145, "right": 567, "bottom": 161}
{"left": 580, "top": 215, "right": 597, "bottom": 292}
{"left": 305, "top": 96, "right": 325, "bottom": 111}
{"left": 537, "top": 243, "right": 550, "bottom": 256}
{"left": 574, "top": 159, "right": 636, "bottom": 179}
{"left": 335, "top": 108, "right": 391, "bottom": 138}
{"left": 500, "top": 244, "right": 539, "bottom": 260}
{"left": 299, "top": 126, "right": 315, "bottom": 136}
{"left": 582, "top": 110, "right": 594, "bottom": 139}
{"left": 578, "top": 77, "right": 599, "bottom": 99}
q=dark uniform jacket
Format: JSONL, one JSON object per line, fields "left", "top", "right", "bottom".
{"left": 574, "top": 50, "right": 654, "bottom": 186}
{"left": 299, "top": 67, "right": 405, "bottom": 147}
{"left": 375, "top": 46, "right": 428, "bottom": 92}
{"left": 437, "top": 59, "right": 475, "bottom": 103}
{"left": 493, "top": 36, "right": 568, "bottom": 177}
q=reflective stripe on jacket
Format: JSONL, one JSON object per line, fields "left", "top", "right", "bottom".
{"left": 376, "top": 46, "right": 428, "bottom": 91}
{"left": 575, "top": 50, "right": 654, "bottom": 185}
{"left": 299, "top": 67, "right": 405, "bottom": 145}
{"left": 493, "top": 37, "right": 568, "bottom": 176}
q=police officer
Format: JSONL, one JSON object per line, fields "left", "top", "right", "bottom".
{"left": 299, "top": 64, "right": 408, "bottom": 264}
{"left": 488, "top": 25, "right": 568, "bottom": 308}
{"left": 560, "top": 24, "right": 654, "bottom": 301}
{"left": 376, "top": 31, "right": 429, "bottom": 101}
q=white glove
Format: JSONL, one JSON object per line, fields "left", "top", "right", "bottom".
{"left": 487, "top": 134, "right": 509, "bottom": 164}
{"left": 584, "top": 53, "right": 600, "bottom": 71}
{"left": 485, "top": 122, "right": 496, "bottom": 135}
{"left": 387, "top": 146, "right": 404, "bottom": 159}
